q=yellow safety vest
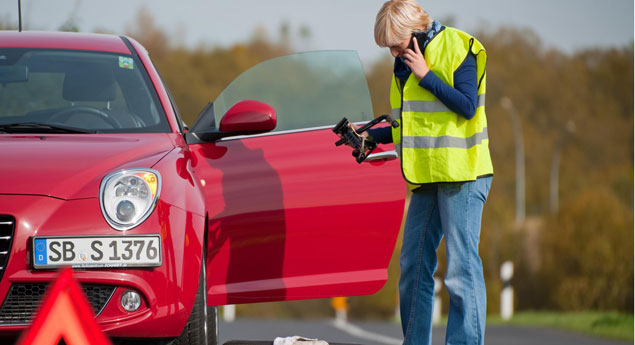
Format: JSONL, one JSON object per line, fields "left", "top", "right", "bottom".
{"left": 390, "top": 27, "right": 493, "bottom": 189}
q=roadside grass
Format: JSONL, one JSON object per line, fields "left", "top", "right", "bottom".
{"left": 486, "top": 311, "right": 634, "bottom": 341}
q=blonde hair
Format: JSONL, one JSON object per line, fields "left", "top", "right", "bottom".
{"left": 374, "top": 0, "right": 432, "bottom": 47}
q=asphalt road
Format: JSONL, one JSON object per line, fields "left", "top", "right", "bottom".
{"left": 218, "top": 318, "right": 632, "bottom": 345}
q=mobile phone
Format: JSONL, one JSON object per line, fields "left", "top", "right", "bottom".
{"left": 408, "top": 31, "right": 427, "bottom": 51}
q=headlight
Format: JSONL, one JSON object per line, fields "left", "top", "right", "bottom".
{"left": 100, "top": 169, "right": 161, "bottom": 231}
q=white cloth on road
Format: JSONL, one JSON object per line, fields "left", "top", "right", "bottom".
{"left": 273, "top": 336, "right": 329, "bottom": 345}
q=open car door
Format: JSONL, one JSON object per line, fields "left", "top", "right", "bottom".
{"left": 187, "top": 51, "right": 406, "bottom": 305}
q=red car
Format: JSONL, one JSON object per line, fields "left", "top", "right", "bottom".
{"left": 0, "top": 31, "right": 405, "bottom": 345}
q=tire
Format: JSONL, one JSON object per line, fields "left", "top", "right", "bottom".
{"left": 207, "top": 306, "right": 218, "bottom": 345}
{"left": 171, "top": 252, "right": 217, "bottom": 345}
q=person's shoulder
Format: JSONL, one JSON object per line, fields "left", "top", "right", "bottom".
{"left": 443, "top": 26, "right": 471, "bottom": 36}
{"left": 438, "top": 27, "right": 485, "bottom": 52}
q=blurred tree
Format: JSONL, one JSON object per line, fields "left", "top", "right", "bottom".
{"left": 438, "top": 15, "right": 456, "bottom": 28}
{"left": 0, "top": 14, "right": 16, "bottom": 30}
{"left": 299, "top": 25, "right": 311, "bottom": 40}
{"left": 540, "top": 187, "right": 633, "bottom": 311}
{"left": 125, "top": 6, "right": 170, "bottom": 59}
{"left": 58, "top": 19, "right": 79, "bottom": 32}
{"left": 58, "top": 0, "right": 81, "bottom": 32}
{"left": 279, "top": 22, "right": 290, "bottom": 48}
{"left": 297, "top": 25, "right": 312, "bottom": 52}
{"left": 365, "top": 54, "right": 393, "bottom": 117}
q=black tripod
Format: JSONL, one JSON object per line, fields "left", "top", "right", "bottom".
{"left": 333, "top": 114, "right": 399, "bottom": 163}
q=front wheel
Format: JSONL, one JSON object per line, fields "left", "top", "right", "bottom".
{"left": 171, "top": 254, "right": 217, "bottom": 345}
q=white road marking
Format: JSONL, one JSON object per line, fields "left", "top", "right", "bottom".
{"left": 331, "top": 320, "right": 403, "bottom": 345}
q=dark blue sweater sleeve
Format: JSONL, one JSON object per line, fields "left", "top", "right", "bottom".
{"left": 419, "top": 54, "right": 478, "bottom": 119}
{"left": 367, "top": 126, "right": 392, "bottom": 144}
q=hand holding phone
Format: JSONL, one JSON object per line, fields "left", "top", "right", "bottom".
{"left": 408, "top": 31, "right": 427, "bottom": 51}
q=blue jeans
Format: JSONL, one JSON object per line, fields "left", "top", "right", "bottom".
{"left": 399, "top": 176, "right": 492, "bottom": 345}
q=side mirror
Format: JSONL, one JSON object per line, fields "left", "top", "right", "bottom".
{"left": 187, "top": 100, "right": 276, "bottom": 143}
{"left": 219, "top": 100, "right": 276, "bottom": 134}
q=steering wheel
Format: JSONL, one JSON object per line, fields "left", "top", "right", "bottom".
{"left": 49, "top": 106, "right": 122, "bottom": 129}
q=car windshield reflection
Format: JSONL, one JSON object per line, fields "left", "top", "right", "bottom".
{"left": 0, "top": 49, "right": 171, "bottom": 133}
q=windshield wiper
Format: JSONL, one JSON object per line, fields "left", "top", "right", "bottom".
{"left": 0, "top": 122, "right": 97, "bottom": 134}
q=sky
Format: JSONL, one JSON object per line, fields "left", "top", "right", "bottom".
{"left": 1, "top": 0, "right": 633, "bottom": 64}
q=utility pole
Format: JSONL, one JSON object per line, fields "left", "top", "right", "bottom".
{"left": 18, "top": 0, "right": 23, "bottom": 32}
{"left": 500, "top": 97, "right": 525, "bottom": 225}
{"left": 550, "top": 120, "right": 576, "bottom": 215}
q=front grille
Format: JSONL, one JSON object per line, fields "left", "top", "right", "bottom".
{"left": 0, "top": 283, "right": 116, "bottom": 324}
{"left": 0, "top": 216, "right": 15, "bottom": 282}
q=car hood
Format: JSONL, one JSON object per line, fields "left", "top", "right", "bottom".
{"left": 0, "top": 134, "right": 175, "bottom": 200}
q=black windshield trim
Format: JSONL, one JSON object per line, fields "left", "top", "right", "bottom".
{"left": 119, "top": 36, "right": 138, "bottom": 56}
{"left": 0, "top": 122, "right": 97, "bottom": 134}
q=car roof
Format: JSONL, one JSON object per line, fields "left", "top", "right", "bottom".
{"left": 0, "top": 31, "right": 132, "bottom": 54}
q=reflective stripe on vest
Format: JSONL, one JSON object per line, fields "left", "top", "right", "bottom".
{"left": 402, "top": 127, "right": 488, "bottom": 149}
{"left": 401, "top": 94, "right": 486, "bottom": 113}
{"left": 391, "top": 96, "right": 486, "bottom": 117}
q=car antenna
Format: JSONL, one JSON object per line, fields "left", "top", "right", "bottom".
{"left": 18, "top": 0, "right": 22, "bottom": 32}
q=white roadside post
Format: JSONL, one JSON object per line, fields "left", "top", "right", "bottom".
{"left": 500, "top": 261, "right": 514, "bottom": 320}
{"left": 223, "top": 305, "right": 236, "bottom": 322}
{"left": 432, "top": 276, "right": 442, "bottom": 325}
{"left": 331, "top": 297, "right": 348, "bottom": 326}
{"left": 394, "top": 291, "right": 400, "bottom": 322}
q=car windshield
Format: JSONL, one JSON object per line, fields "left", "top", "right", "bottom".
{"left": 213, "top": 50, "right": 373, "bottom": 133}
{"left": 0, "top": 48, "right": 171, "bottom": 133}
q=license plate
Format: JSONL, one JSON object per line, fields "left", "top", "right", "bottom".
{"left": 32, "top": 235, "right": 162, "bottom": 269}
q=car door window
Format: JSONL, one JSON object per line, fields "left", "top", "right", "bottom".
{"left": 213, "top": 51, "right": 373, "bottom": 133}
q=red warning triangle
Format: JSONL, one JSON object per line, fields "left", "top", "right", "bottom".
{"left": 17, "top": 267, "right": 112, "bottom": 345}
